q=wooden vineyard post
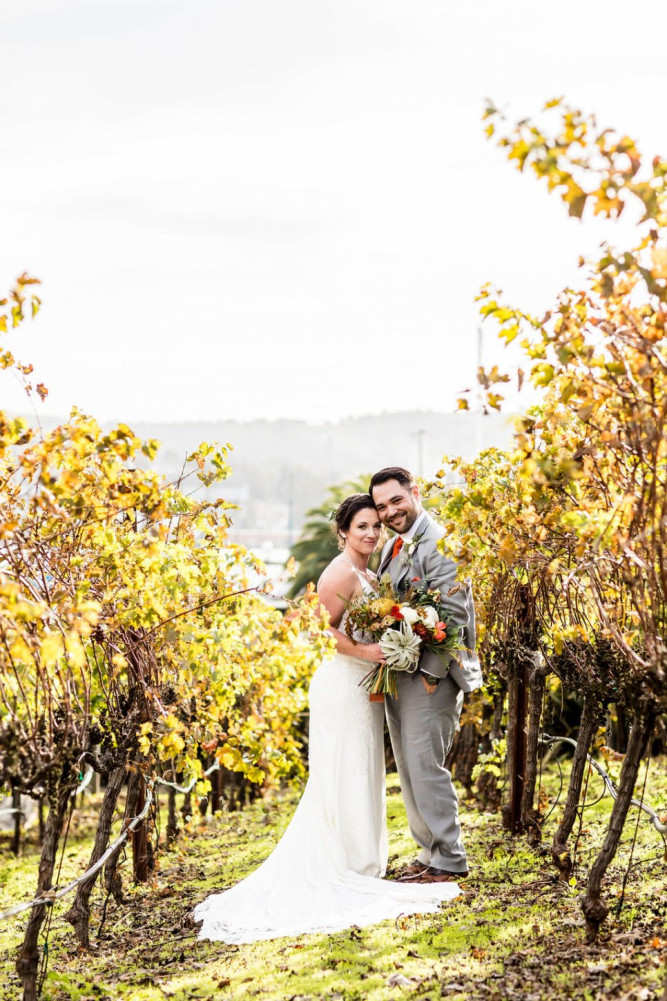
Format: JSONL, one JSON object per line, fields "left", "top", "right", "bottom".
{"left": 502, "top": 584, "right": 536, "bottom": 835}
{"left": 11, "top": 786, "right": 22, "bottom": 857}
{"left": 131, "top": 774, "right": 149, "bottom": 883}
{"left": 504, "top": 654, "right": 529, "bottom": 833}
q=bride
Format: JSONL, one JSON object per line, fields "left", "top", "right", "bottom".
{"left": 194, "top": 493, "right": 460, "bottom": 943}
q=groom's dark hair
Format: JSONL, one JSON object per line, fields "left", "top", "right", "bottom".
{"left": 369, "top": 466, "right": 414, "bottom": 496}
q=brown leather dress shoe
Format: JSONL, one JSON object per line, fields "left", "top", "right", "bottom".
{"left": 395, "top": 861, "right": 429, "bottom": 881}
{"left": 417, "top": 866, "right": 469, "bottom": 883}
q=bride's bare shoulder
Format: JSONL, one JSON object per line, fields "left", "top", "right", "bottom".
{"left": 317, "top": 556, "right": 356, "bottom": 593}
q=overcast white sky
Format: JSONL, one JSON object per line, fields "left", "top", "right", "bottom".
{"left": 2, "top": 0, "right": 666, "bottom": 424}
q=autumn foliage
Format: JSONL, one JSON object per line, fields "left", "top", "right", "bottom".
{"left": 1, "top": 98, "right": 666, "bottom": 1000}
{"left": 430, "top": 100, "right": 666, "bottom": 940}
{"left": 0, "top": 282, "right": 330, "bottom": 998}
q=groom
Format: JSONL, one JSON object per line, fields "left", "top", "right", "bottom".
{"left": 370, "top": 466, "right": 482, "bottom": 882}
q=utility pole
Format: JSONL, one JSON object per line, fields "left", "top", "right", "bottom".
{"left": 477, "top": 326, "right": 483, "bottom": 410}
{"left": 287, "top": 470, "right": 295, "bottom": 547}
{"left": 474, "top": 326, "right": 484, "bottom": 456}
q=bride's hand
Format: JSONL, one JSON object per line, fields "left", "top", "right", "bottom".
{"left": 355, "top": 642, "right": 386, "bottom": 664}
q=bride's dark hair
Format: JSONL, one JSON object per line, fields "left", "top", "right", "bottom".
{"left": 333, "top": 493, "right": 376, "bottom": 549}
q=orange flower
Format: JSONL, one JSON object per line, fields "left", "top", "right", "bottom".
{"left": 433, "top": 622, "right": 447, "bottom": 641}
{"left": 390, "top": 605, "right": 404, "bottom": 620}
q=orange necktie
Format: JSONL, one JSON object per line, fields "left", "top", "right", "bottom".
{"left": 391, "top": 537, "right": 404, "bottom": 560}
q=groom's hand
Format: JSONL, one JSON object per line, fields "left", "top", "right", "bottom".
{"left": 420, "top": 674, "right": 438, "bottom": 695}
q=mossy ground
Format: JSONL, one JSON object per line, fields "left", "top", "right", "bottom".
{"left": 1, "top": 757, "right": 666, "bottom": 1001}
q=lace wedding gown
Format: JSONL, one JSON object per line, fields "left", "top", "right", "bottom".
{"left": 194, "top": 572, "right": 460, "bottom": 943}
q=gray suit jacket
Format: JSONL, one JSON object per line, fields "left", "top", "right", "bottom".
{"left": 378, "top": 513, "right": 483, "bottom": 693}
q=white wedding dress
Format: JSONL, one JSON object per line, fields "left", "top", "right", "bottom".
{"left": 194, "top": 571, "right": 460, "bottom": 943}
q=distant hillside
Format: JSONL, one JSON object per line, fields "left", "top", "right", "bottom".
{"left": 131, "top": 410, "right": 519, "bottom": 541}
{"left": 17, "top": 410, "right": 517, "bottom": 542}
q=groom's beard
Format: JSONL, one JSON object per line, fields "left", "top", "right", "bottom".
{"left": 386, "top": 508, "right": 420, "bottom": 534}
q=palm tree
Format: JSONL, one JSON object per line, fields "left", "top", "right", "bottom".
{"left": 286, "top": 476, "right": 380, "bottom": 598}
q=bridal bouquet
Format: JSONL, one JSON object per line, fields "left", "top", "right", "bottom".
{"left": 344, "top": 574, "right": 462, "bottom": 699}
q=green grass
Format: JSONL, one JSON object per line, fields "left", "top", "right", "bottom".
{"left": 1, "top": 758, "right": 666, "bottom": 1001}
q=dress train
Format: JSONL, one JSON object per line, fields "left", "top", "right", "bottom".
{"left": 194, "top": 650, "right": 460, "bottom": 944}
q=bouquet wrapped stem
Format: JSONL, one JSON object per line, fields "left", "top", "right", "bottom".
{"left": 361, "top": 662, "right": 399, "bottom": 700}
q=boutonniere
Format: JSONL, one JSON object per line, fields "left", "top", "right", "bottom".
{"left": 400, "top": 532, "right": 425, "bottom": 567}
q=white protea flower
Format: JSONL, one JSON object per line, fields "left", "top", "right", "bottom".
{"left": 418, "top": 605, "right": 439, "bottom": 629}
{"left": 380, "top": 622, "right": 421, "bottom": 672}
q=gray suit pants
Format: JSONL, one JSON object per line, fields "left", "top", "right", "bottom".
{"left": 386, "top": 672, "right": 467, "bottom": 872}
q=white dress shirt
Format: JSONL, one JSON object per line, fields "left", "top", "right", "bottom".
{"left": 399, "top": 510, "right": 427, "bottom": 542}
